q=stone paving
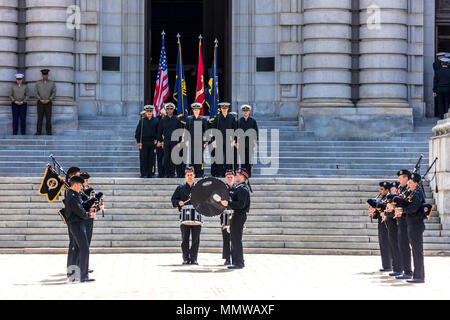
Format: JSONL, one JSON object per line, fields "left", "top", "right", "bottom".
{"left": 1, "top": 253, "right": 449, "bottom": 300}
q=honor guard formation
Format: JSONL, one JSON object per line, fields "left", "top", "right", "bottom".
{"left": 366, "top": 156, "right": 437, "bottom": 284}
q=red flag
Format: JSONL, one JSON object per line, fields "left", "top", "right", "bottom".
{"left": 195, "top": 37, "right": 206, "bottom": 115}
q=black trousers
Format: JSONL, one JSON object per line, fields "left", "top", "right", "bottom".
{"left": 385, "top": 217, "right": 402, "bottom": 273}
{"left": 230, "top": 213, "right": 247, "bottom": 267}
{"left": 180, "top": 224, "right": 201, "bottom": 261}
{"left": 215, "top": 142, "right": 236, "bottom": 177}
{"left": 68, "top": 222, "right": 90, "bottom": 280}
{"left": 407, "top": 218, "right": 425, "bottom": 280}
{"left": 163, "top": 141, "right": 177, "bottom": 177}
{"left": 240, "top": 142, "right": 255, "bottom": 177}
{"left": 436, "top": 87, "right": 450, "bottom": 118}
{"left": 156, "top": 146, "right": 165, "bottom": 177}
{"left": 36, "top": 101, "right": 52, "bottom": 134}
{"left": 142, "top": 139, "right": 156, "bottom": 177}
{"left": 176, "top": 148, "right": 186, "bottom": 178}
{"left": 139, "top": 149, "right": 144, "bottom": 177}
{"left": 189, "top": 144, "right": 204, "bottom": 177}
{"left": 378, "top": 219, "right": 392, "bottom": 269}
{"left": 85, "top": 218, "right": 94, "bottom": 246}
{"left": 222, "top": 228, "right": 231, "bottom": 260}
{"left": 11, "top": 103, "right": 27, "bottom": 135}
{"left": 397, "top": 217, "right": 412, "bottom": 275}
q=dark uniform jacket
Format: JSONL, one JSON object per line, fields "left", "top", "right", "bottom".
{"left": 186, "top": 116, "right": 208, "bottom": 143}
{"left": 65, "top": 189, "right": 90, "bottom": 225}
{"left": 171, "top": 183, "right": 194, "bottom": 211}
{"left": 229, "top": 183, "right": 251, "bottom": 215}
{"left": 135, "top": 117, "right": 159, "bottom": 143}
{"left": 402, "top": 188, "right": 425, "bottom": 219}
{"left": 433, "top": 60, "right": 442, "bottom": 73}
{"left": 210, "top": 113, "right": 237, "bottom": 136}
{"left": 433, "top": 67, "right": 450, "bottom": 92}
{"left": 237, "top": 117, "right": 259, "bottom": 139}
{"left": 158, "top": 115, "right": 184, "bottom": 143}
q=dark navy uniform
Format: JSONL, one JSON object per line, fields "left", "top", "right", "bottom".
{"left": 171, "top": 182, "right": 201, "bottom": 263}
{"left": 374, "top": 193, "right": 392, "bottom": 271}
{"left": 65, "top": 189, "right": 91, "bottom": 281}
{"left": 156, "top": 114, "right": 165, "bottom": 177}
{"left": 135, "top": 116, "right": 159, "bottom": 178}
{"left": 402, "top": 187, "right": 426, "bottom": 281}
{"left": 158, "top": 115, "right": 184, "bottom": 178}
{"left": 433, "top": 65, "right": 450, "bottom": 118}
{"left": 185, "top": 115, "right": 208, "bottom": 177}
{"left": 210, "top": 113, "right": 237, "bottom": 177}
{"left": 228, "top": 182, "right": 250, "bottom": 268}
{"left": 221, "top": 183, "right": 235, "bottom": 263}
{"left": 383, "top": 193, "right": 402, "bottom": 274}
{"left": 237, "top": 116, "right": 258, "bottom": 177}
{"left": 397, "top": 184, "right": 413, "bottom": 277}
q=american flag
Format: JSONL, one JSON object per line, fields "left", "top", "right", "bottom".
{"left": 153, "top": 38, "right": 169, "bottom": 116}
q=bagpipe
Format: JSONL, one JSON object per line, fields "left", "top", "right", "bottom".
{"left": 38, "top": 155, "right": 105, "bottom": 224}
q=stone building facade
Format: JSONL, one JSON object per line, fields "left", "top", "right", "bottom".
{"left": 0, "top": 0, "right": 442, "bottom": 137}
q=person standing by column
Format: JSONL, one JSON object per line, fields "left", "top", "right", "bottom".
{"left": 35, "top": 69, "right": 56, "bottom": 135}
{"left": 9, "top": 74, "right": 29, "bottom": 135}
{"left": 237, "top": 105, "right": 258, "bottom": 177}
{"left": 433, "top": 58, "right": 450, "bottom": 119}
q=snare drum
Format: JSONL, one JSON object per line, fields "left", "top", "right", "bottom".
{"left": 180, "top": 205, "right": 203, "bottom": 226}
{"left": 220, "top": 209, "right": 233, "bottom": 233}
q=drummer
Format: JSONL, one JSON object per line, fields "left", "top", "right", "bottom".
{"left": 171, "top": 167, "right": 201, "bottom": 265}
{"left": 221, "top": 170, "right": 235, "bottom": 266}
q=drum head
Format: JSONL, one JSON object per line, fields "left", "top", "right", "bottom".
{"left": 191, "top": 177, "right": 229, "bottom": 217}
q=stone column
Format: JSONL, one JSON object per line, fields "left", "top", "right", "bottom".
{"left": 0, "top": 0, "right": 18, "bottom": 101}
{"left": 430, "top": 113, "right": 450, "bottom": 230}
{"left": 358, "top": 0, "right": 409, "bottom": 109}
{"left": 25, "top": 0, "right": 77, "bottom": 133}
{"left": 300, "top": 0, "right": 353, "bottom": 108}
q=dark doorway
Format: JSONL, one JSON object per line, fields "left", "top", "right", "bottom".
{"left": 435, "top": 0, "right": 450, "bottom": 116}
{"left": 144, "top": 0, "right": 232, "bottom": 115}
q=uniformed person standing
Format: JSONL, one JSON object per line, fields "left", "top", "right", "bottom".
{"left": 135, "top": 105, "right": 159, "bottom": 178}
{"left": 156, "top": 108, "right": 166, "bottom": 178}
{"left": 381, "top": 181, "right": 403, "bottom": 277}
{"left": 157, "top": 103, "right": 184, "bottom": 178}
{"left": 137, "top": 110, "right": 146, "bottom": 178}
{"left": 433, "top": 57, "right": 450, "bottom": 119}
{"left": 368, "top": 181, "right": 392, "bottom": 272}
{"left": 390, "top": 170, "right": 413, "bottom": 280}
{"left": 186, "top": 103, "right": 208, "bottom": 178}
{"left": 394, "top": 173, "right": 426, "bottom": 283}
{"left": 221, "top": 168, "right": 251, "bottom": 269}
{"left": 9, "top": 74, "right": 29, "bottom": 135}
{"left": 210, "top": 102, "right": 238, "bottom": 177}
{"left": 433, "top": 52, "right": 446, "bottom": 72}
{"left": 171, "top": 167, "right": 201, "bottom": 265}
{"left": 237, "top": 105, "right": 259, "bottom": 177}
{"left": 35, "top": 69, "right": 56, "bottom": 135}
{"left": 221, "top": 170, "right": 235, "bottom": 265}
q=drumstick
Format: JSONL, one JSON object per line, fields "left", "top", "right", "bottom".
{"left": 181, "top": 199, "right": 191, "bottom": 206}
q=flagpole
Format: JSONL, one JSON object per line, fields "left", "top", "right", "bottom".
{"left": 177, "top": 33, "right": 185, "bottom": 118}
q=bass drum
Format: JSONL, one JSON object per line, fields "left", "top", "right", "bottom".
{"left": 191, "top": 177, "right": 229, "bottom": 217}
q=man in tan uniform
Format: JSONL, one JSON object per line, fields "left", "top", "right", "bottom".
{"left": 34, "top": 69, "right": 56, "bottom": 135}
{"left": 9, "top": 74, "right": 29, "bottom": 135}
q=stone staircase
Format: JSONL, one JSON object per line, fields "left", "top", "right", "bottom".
{"left": 0, "top": 177, "right": 448, "bottom": 255}
{"left": 0, "top": 115, "right": 448, "bottom": 255}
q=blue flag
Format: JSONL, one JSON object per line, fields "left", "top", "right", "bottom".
{"left": 173, "top": 36, "right": 188, "bottom": 124}
{"left": 206, "top": 41, "right": 219, "bottom": 123}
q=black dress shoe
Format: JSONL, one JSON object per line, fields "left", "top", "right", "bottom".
{"left": 35, "top": 133, "right": 41, "bottom": 136}
{"left": 406, "top": 278, "right": 425, "bottom": 284}
{"left": 80, "top": 277, "right": 95, "bottom": 283}
{"left": 395, "top": 273, "right": 413, "bottom": 280}
{"left": 389, "top": 272, "right": 402, "bottom": 277}
{"left": 224, "top": 259, "right": 231, "bottom": 266}
{"left": 47, "top": 133, "right": 52, "bottom": 136}
{"left": 182, "top": 260, "right": 190, "bottom": 265}
{"left": 191, "top": 260, "right": 198, "bottom": 265}
{"left": 379, "top": 268, "right": 392, "bottom": 272}
{"left": 227, "top": 265, "right": 244, "bottom": 270}
{"left": 88, "top": 269, "right": 94, "bottom": 274}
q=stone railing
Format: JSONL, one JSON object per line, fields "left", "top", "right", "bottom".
{"left": 430, "top": 114, "right": 450, "bottom": 229}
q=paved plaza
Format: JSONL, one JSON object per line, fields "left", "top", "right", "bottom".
{"left": 0, "top": 253, "right": 449, "bottom": 300}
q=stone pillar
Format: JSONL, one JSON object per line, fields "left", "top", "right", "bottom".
{"left": 358, "top": 0, "right": 409, "bottom": 109}
{"left": 300, "top": 0, "right": 353, "bottom": 108}
{"left": 0, "top": 0, "right": 18, "bottom": 101}
{"left": 25, "top": 0, "right": 78, "bottom": 134}
{"left": 430, "top": 114, "right": 450, "bottom": 230}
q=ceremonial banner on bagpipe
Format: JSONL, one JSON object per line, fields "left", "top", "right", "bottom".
{"left": 38, "top": 166, "right": 65, "bottom": 203}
